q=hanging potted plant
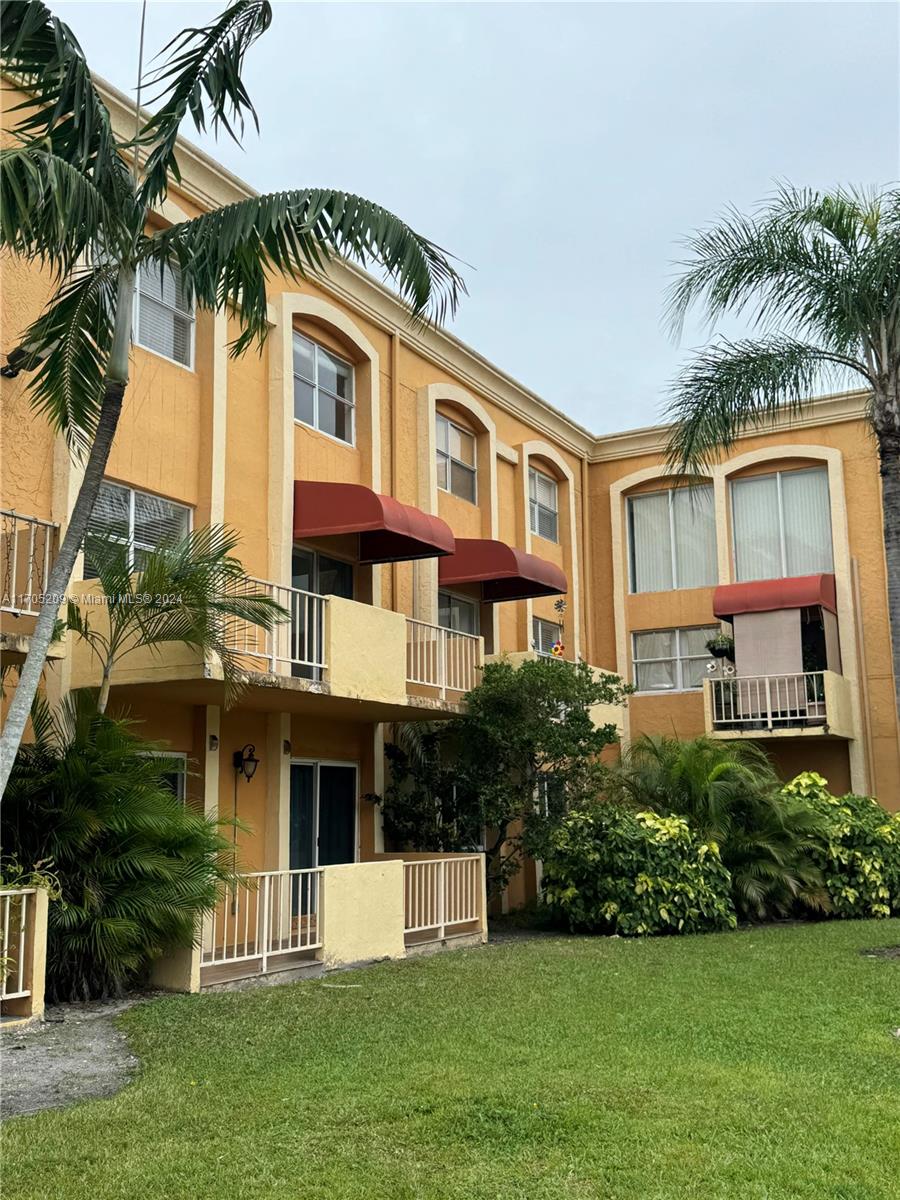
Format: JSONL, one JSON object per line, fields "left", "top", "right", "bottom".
{"left": 706, "top": 632, "right": 735, "bottom": 661}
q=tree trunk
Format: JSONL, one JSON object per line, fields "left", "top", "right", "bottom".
{"left": 875, "top": 393, "right": 900, "bottom": 730}
{"left": 0, "top": 266, "right": 135, "bottom": 799}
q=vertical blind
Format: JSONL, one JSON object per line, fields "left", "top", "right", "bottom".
{"left": 628, "top": 485, "right": 716, "bottom": 593}
{"left": 731, "top": 467, "right": 833, "bottom": 581}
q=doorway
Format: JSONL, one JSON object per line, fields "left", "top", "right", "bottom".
{"left": 289, "top": 761, "right": 358, "bottom": 869}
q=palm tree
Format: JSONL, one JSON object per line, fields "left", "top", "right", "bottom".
{"left": 3, "top": 689, "right": 242, "bottom": 1001}
{"left": 663, "top": 186, "right": 900, "bottom": 717}
{"left": 68, "top": 525, "right": 288, "bottom": 713}
{"left": 0, "top": 0, "right": 465, "bottom": 796}
{"left": 608, "top": 734, "right": 829, "bottom": 919}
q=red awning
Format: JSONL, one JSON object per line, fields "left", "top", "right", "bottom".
{"left": 439, "top": 538, "right": 567, "bottom": 602}
{"left": 293, "top": 481, "right": 455, "bottom": 564}
{"left": 713, "top": 573, "right": 837, "bottom": 619}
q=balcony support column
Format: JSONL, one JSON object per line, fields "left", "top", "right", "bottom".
{"left": 265, "top": 713, "right": 292, "bottom": 872}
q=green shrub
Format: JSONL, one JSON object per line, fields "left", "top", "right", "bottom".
{"left": 541, "top": 805, "right": 737, "bottom": 936}
{"left": 2, "top": 692, "right": 239, "bottom": 1001}
{"left": 607, "top": 735, "right": 829, "bottom": 919}
{"left": 782, "top": 772, "right": 900, "bottom": 919}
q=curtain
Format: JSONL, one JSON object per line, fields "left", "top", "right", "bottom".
{"left": 672, "top": 485, "right": 717, "bottom": 588}
{"left": 629, "top": 493, "right": 673, "bottom": 592}
{"left": 633, "top": 630, "right": 675, "bottom": 690}
{"left": 732, "top": 475, "right": 781, "bottom": 581}
{"left": 782, "top": 468, "right": 833, "bottom": 575}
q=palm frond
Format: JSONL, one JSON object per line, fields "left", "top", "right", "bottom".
{"left": 147, "top": 189, "right": 465, "bottom": 351}
{"left": 136, "top": 0, "right": 273, "bottom": 206}
{"left": 0, "top": 0, "right": 122, "bottom": 192}
{"left": 18, "top": 263, "right": 118, "bottom": 453}
{"left": 663, "top": 335, "right": 865, "bottom": 474}
{"left": 0, "top": 146, "right": 114, "bottom": 273}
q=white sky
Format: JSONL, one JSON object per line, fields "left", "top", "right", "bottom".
{"left": 55, "top": 0, "right": 900, "bottom": 433}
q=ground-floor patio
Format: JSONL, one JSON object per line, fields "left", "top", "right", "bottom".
{"left": 3, "top": 920, "right": 898, "bottom": 1199}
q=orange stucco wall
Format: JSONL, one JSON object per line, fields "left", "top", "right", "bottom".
{"left": 2, "top": 73, "right": 897, "bottom": 883}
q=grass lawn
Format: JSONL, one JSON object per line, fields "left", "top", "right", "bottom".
{"left": 3, "top": 920, "right": 899, "bottom": 1200}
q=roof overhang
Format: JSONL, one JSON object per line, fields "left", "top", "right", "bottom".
{"left": 713, "top": 573, "right": 837, "bottom": 619}
{"left": 438, "top": 538, "right": 567, "bottom": 602}
{"left": 293, "top": 482, "right": 455, "bottom": 564}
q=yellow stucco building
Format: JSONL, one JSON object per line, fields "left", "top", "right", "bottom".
{"left": 2, "top": 81, "right": 898, "bottom": 986}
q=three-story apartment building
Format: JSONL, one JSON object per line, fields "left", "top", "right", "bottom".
{"left": 2, "top": 79, "right": 898, "bottom": 987}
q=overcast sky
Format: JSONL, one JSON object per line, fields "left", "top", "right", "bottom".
{"left": 56, "top": 0, "right": 900, "bottom": 433}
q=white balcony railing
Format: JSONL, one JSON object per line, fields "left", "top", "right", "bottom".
{"left": 403, "top": 856, "right": 483, "bottom": 941}
{"left": 223, "top": 577, "right": 327, "bottom": 674}
{"left": 406, "top": 619, "right": 480, "bottom": 698}
{"left": 201, "top": 868, "right": 323, "bottom": 974}
{"left": 0, "top": 888, "right": 35, "bottom": 1001}
{"left": 709, "top": 672, "right": 827, "bottom": 731}
{"left": 1, "top": 510, "right": 58, "bottom": 618}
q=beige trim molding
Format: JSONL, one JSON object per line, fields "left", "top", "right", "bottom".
{"left": 608, "top": 445, "right": 868, "bottom": 790}
{"left": 65, "top": 80, "right": 873, "bottom": 472}
{"left": 416, "top": 384, "right": 499, "bottom": 637}
{"left": 267, "top": 291, "right": 381, "bottom": 593}
{"left": 520, "top": 440, "right": 581, "bottom": 660}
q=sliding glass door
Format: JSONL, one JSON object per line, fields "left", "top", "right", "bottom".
{"left": 289, "top": 761, "right": 358, "bottom": 870}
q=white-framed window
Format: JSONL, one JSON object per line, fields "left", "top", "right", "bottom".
{"left": 631, "top": 626, "right": 718, "bottom": 692}
{"left": 533, "top": 616, "right": 563, "bottom": 658}
{"left": 438, "top": 591, "right": 479, "bottom": 635}
{"left": 141, "top": 751, "right": 187, "bottom": 802}
{"left": 436, "top": 413, "right": 477, "bottom": 503}
{"left": 529, "top": 467, "right": 559, "bottom": 542}
{"left": 134, "top": 260, "right": 195, "bottom": 368}
{"left": 628, "top": 484, "right": 717, "bottom": 593}
{"left": 83, "top": 481, "right": 191, "bottom": 578}
{"left": 293, "top": 332, "right": 355, "bottom": 445}
{"left": 731, "top": 466, "right": 833, "bottom": 582}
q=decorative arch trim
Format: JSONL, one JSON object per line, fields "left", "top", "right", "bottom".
{"left": 267, "top": 291, "right": 382, "bottom": 596}
{"left": 520, "top": 440, "right": 580, "bottom": 658}
{"left": 415, "top": 383, "right": 499, "bottom": 630}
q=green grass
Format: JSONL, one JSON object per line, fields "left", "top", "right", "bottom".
{"left": 4, "top": 921, "right": 900, "bottom": 1200}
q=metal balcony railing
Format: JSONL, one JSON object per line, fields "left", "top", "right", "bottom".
{"left": 1, "top": 510, "right": 58, "bottom": 618}
{"left": 222, "top": 577, "right": 327, "bottom": 675}
{"left": 405, "top": 619, "right": 481, "bottom": 698}
{"left": 708, "top": 672, "right": 827, "bottom": 732}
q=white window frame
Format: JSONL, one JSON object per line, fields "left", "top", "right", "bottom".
{"left": 631, "top": 626, "right": 718, "bottom": 693}
{"left": 532, "top": 616, "right": 563, "bottom": 658}
{"left": 292, "top": 332, "right": 356, "bottom": 447}
{"left": 438, "top": 590, "right": 480, "bottom": 635}
{"left": 729, "top": 466, "right": 833, "bottom": 581}
{"left": 529, "top": 466, "right": 559, "bottom": 543}
{"left": 141, "top": 750, "right": 188, "bottom": 802}
{"left": 133, "top": 260, "right": 195, "bottom": 370}
{"left": 627, "top": 484, "right": 716, "bottom": 593}
{"left": 436, "top": 413, "right": 477, "bottom": 503}
{"left": 83, "top": 481, "right": 192, "bottom": 577}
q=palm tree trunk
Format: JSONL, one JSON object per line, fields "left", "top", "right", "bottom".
{"left": 0, "top": 267, "right": 135, "bottom": 799}
{"left": 876, "top": 390, "right": 900, "bottom": 726}
{"left": 96, "top": 661, "right": 114, "bottom": 715}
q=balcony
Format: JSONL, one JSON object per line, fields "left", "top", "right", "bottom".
{"left": 0, "top": 509, "right": 64, "bottom": 662}
{"left": 196, "top": 854, "right": 486, "bottom": 988}
{"left": 704, "top": 671, "right": 854, "bottom": 739}
{"left": 68, "top": 575, "right": 484, "bottom": 717}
